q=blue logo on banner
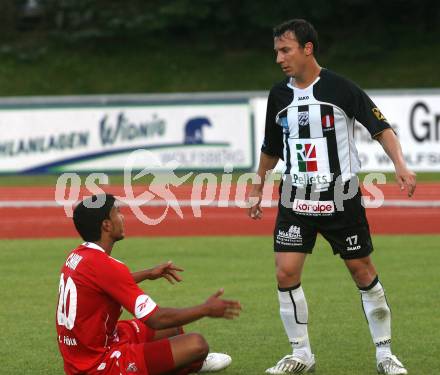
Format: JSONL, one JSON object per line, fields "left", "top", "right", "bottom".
{"left": 184, "top": 117, "right": 212, "bottom": 144}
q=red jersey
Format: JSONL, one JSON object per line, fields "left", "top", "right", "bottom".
{"left": 56, "top": 242, "right": 158, "bottom": 375}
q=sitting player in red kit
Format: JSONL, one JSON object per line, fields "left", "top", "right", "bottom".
{"left": 56, "top": 193, "right": 241, "bottom": 375}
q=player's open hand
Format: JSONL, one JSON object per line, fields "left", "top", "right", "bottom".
{"left": 149, "top": 261, "right": 184, "bottom": 284}
{"left": 204, "top": 288, "right": 241, "bottom": 319}
{"left": 395, "top": 166, "right": 416, "bottom": 197}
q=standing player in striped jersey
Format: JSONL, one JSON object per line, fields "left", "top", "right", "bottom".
{"left": 56, "top": 194, "right": 241, "bottom": 375}
{"left": 248, "top": 19, "right": 416, "bottom": 374}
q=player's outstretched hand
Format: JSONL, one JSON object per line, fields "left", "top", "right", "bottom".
{"left": 395, "top": 166, "right": 416, "bottom": 197}
{"left": 149, "top": 261, "right": 184, "bottom": 284}
{"left": 204, "top": 288, "right": 241, "bottom": 319}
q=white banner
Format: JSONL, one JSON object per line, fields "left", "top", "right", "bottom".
{"left": 0, "top": 101, "right": 254, "bottom": 173}
{"left": 252, "top": 92, "right": 440, "bottom": 172}
{"left": 355, "top": 94, "right": 440, "bottom": 171}
{"left": 1, "top": 91, "right": 439, "bottom": 174}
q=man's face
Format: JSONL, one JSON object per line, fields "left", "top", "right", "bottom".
{"left": 108, "top": 204, "right": 125, "bottom": 242}
{"left": 274, "top": 31, "right": 307, "bottom": 77}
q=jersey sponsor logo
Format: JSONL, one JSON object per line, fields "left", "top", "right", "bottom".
{"left": 298, "top": 111, "right": 309, "bottom": 126}
{"left": 321, "top": 114, "right": 334, "bottom": 130}
{"left": 276, "top": 225, "right": 303, "bottom": 247}
{"left": 298, "top": 96, "right": 309, "bottom": 101}
{"left": 296, "top": 143, "right": 317, "bottom": 172}
{"left": 288, "top": 138, "right": 331, "bottom": 188}
{"left": 293, "top": 199, "right": 335, "bottom": 216}
{"left": 372, "top": 107, "right": 389, "bottom": 123}
{"left": 291, "top": 173, "right": 331, "bottom": 185}
{"left": 135, "top": 294, "right": 156, "bottom": 319}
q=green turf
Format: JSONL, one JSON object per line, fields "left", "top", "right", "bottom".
{"left": 0, "top": 171, "right": 439, "bottom": 187}
{"left": 1, "top": 235, "right": 439, "bottom": 374}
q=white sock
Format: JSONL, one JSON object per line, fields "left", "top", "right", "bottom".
{"left": 359, "top": 277, "right": 392, "bottom": 362}
{"left": 278, "top": 284, "right": 312, "bottom": 360}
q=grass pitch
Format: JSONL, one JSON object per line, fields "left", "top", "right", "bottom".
{"left": 1, "top": 235, "right": 438, "bottom": 374}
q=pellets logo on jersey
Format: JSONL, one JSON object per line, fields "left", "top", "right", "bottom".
{"left": 321, "top": 114, "right": 334, "bottom": 130}
{"left": 296, "top": 143, "right": 318, "bottom": 172}
{"left": 298, "top": 111, "right": 309, "bottom": 126}
{"left": 372, "top": 107, "right": 389, "bottom": 123}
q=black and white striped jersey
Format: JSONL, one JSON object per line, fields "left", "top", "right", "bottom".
{"left": 262, "top": 68, "right": 391, "bottom": 190}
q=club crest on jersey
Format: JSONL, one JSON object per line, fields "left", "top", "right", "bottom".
{"left": 321, "top": 114, "right": 334, "bottom": 130}
{"left": 298, "top": 111, "right": 309, "bottom": 126}
{"left": 296, "top": 143, "right": 317, "bottom": 172}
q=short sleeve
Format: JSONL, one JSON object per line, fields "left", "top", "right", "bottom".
{"left": 349, "top": 84, "right": 393, "bottom": 138}
{"left": 261, "top": 89, "right": 284, "bottom": 160}
{"left": 97, "top": 258, "right": 158, "bottom": 321}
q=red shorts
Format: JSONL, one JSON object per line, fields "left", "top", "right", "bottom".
{"left": 89, "top": 319, "right": 175, "bottom": 375}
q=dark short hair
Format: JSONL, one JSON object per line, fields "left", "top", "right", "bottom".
{"left": 273, "top": 19, "right": 319, "bottom": 54}
{"left": 73, "top": 194, "right": 116, "bottom": 242}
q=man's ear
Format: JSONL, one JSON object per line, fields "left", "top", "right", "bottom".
{"left": 304, "top": 42, "right": 314, "bottom": 56}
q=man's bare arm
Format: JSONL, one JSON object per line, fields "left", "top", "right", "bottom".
{"left": 145, "top": 289, "right": 241, "bottom": 330}
{"left": 375, "top": 128, "right": 416, "bottom": 197}
{"left": 247, "top": 152, "right": 280, "bottom": 219}
{"left": 131, "top": 261, "right": 183, "bottom": 284}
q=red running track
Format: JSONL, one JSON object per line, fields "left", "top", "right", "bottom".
{"left": 0, "top": 184, "right": 439, "bottom": 238}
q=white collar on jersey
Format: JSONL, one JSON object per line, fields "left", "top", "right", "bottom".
{"left": 287, "top": 75, "right": 320, "bottom": 90}
{"left": 82, "top": 242, "right": 105, "bottom": 253}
